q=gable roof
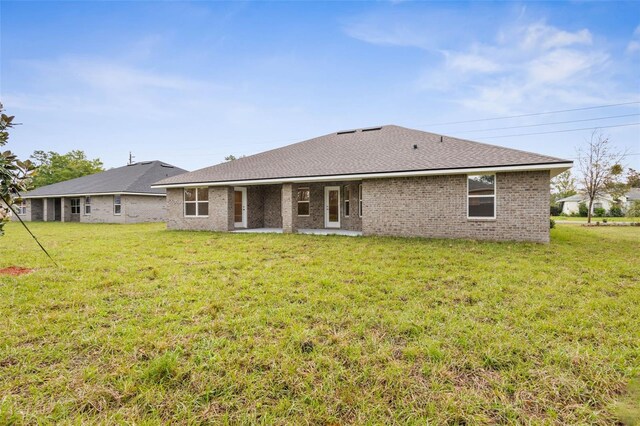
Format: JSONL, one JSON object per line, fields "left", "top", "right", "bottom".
{"left": 24, "top": 161, "right": 188, "bottom": 198}
{"left": 154, "top": 125, "right": 571, "bottom": 188}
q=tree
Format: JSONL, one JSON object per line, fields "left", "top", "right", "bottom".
{"left": 30, "top": 150, "right": 104, "bottom": 188}
{"left": 627, "top": 168, "right": 640, "bottom": 188}
{"left": 550, "top": 170, "right": 577, "bottom": 207}
{"left": 224, "top": 154, "right": 245, "bottom": 162}
{"left": 576, "top": 131, "right": 627, "bottom": 224}
{"left": 0, "top": 104, "right": 34, "bottom": 236}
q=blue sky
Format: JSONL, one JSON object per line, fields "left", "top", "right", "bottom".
{"left": 1, "top": 1, "right": 639, "bottom": 172}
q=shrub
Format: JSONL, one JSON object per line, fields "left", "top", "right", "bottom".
{"left": 627, "top": 200, "right": 640, "bottom": 218}
{"left": 594, "top": 207, "right": 606, "bottom": 217}
{"left": 550, "top": 205, "right": 562, "bottom": 216}
{"left": 550, "top": 219, "right": 556, "bottom": 229}
{"left": 578, "top": 202, "right": 589, "bottom": 217}
{"left": 608, "top": 205, "right": 624, "bottom": 217}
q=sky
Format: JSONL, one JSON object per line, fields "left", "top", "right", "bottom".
{"left": 1, "top": 1, "right": 639, "bottom": 173}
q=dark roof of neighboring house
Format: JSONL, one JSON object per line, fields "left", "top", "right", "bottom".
{"left": 24, "top": 161, "right": 188, "bottom": 197}
{"left": 154, "top": 125, "right": 571, "bottom": 186}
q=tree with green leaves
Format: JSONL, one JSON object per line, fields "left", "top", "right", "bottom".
{"left": 627, "top": 168, "right": 640, "bottom": 188}
{"left": 0, "top": 104, "right": 35, "bottom": 236}
{"left": 550, "top": 170, "right": 577, "bottom": 209}
{"left": 576, "top": 131, "right": 627, "bottom": 224}
{"left": 30, "top": 150, "right": 104, "bottom": 188}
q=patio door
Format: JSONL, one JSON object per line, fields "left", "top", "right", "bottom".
{"left": 324, "top": 186, "right": 340, "bottom": 228}
{"left": 234, "top": 187, "right": 247, "bottom": 228}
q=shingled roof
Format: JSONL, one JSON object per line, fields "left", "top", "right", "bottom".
{"left": 154, "top": 125, "right": 571, "bottom": 187}
{"left": 24, "top": 161, "right": 188, "bottom": 197}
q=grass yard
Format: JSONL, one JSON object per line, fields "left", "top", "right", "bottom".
{"left": 1, "top": 223, "right": 639, "bottom": 425}
{"left": 552, "top": 216, "right": 640, "bottom": 223}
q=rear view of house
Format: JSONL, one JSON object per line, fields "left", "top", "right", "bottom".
{"left": 153, "top": 125, "right": 572, "bottom": 243}
{"left": 18, "top": 161, "right": 188, "bottom": 223}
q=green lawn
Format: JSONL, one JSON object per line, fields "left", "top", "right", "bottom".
{"left": 1, "top": 223, "right": 639, "bottom": 425}
{"left": 552, "top": 216, "right": 640, "bottom": 223}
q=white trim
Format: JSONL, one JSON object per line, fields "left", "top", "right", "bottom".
{"left": 324, "top": 186, "right": 341, "bottom": 228}
{"left": 24, "top": 192, "right": 165, "bottom": 199}
{"left": 84, "top": 196, "right": 91, "bottom": 215}
{"left": 184, "top": 187, "right": 209, "bottom": 218}
{"left": 358, "top": 184, "right": 363, "bottom": 218}
{"left": 344, "top": 185, "right": 350, "bottom": 218}
{"left": 296, "top": 186, "right": 310, "bottom": 217}
{"left": 467, "top": 174, "right": 496, "bottom": 220}
{"left": 233, "top": 187, "right": 247, "bottom": 228}
{"left": 151, "top": 162, "right": 573, "bottom": 189}
{"left": 113, "top": 195, "right": 122, "bottom": 215}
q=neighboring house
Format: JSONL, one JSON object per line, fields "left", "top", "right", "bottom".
{"left": 17, "top": 161, "right": 188, "bottom": 223}
{"left": 153, "top": 125, "right": 571, "bottom": 243}
{"left": 557, "top": 188, "right": 640, "bottom": 215}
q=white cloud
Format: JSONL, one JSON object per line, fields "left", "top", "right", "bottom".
{"left": 527, "top": 49, "right": 608, "bottom": 83}
{"left": 446, "top": 52, "right": 502, "bottom": 73}
{"left": 627, "top": 25, "right": 640, "bottom": 53}
{"left": 519, "top": 23, "right": 592, "bottom": 51}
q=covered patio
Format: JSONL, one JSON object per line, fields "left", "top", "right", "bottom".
{"left": 232, "top": 228, "right": 362, "bottom": 236}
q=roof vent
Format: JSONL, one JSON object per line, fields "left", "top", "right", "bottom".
{"left": 160, "top": 164, "right": 174, "bottom": 168}
{"left": 361, "top": 127, "right": 382, "bottom": 132}
{"left": 337, "top": 130, "right": 357, "bottom": 135}
{"left": 413, "top": 144, "right": 418, "bottom": 150}
{"left": 440, "top": 136, "right": 444, "bottom": 143}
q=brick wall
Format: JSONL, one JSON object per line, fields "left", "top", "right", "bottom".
{"left": 362, "top": 171, "right": 550, "bottom": 243}
{"left": 293, "top": 181, "right": 362, "bottom": 231}
{"left": 166, "top": 187, "right": 233, "bottom": 231}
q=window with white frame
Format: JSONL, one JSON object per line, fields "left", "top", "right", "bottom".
{"left": 114, "top": 195, "right": 122, "bottom": 215}
{"left": 344, "top": 185, "right": 351, "bottom": 217}
{"left": 467, "top": 174, "right": 495, "bottom": 219}
{"left": 184, "top": 188, "right": 209, "bottom": 217}
{"left": 18, "top": 200, "right": 27, "bottom": 215}
{"left": 297, "top": 187, "right": 310, "bottom": 216}
{"left": 84, "top": 196, "right": 91, "bottom": 215}
{"left": 70, "top": 198, "right": 81, "bottom": 214}
{"left": 358, "top": 184, "right": 363, "bottom": 217}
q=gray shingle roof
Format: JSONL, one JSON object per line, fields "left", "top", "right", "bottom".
{"left": 155, "top": 125, "right": 570, "bottom": 186}
{"left": 24, "top": 161, "right": 188, "bottom": 197}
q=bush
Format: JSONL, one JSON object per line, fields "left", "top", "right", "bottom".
{"left": 578, "top": 202, "right": 589, "bottom": 217}
{"left": 550, "top": 205, "right": 562, "bottom": 216}
{"left": 550, "top": 219, "right": 556, "bottom": 229}
{"left": 594, "top": 207, "right": 606, "bottom": 217}
{"left": 608, "top": 205, "right": 624, "bottom": 217}
{"left": 627, "top": 200, "right": 640, "bottom": 218}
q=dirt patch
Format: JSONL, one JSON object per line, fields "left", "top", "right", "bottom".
{"left": 0, "top": 266, "right": 33, "bottom": 276}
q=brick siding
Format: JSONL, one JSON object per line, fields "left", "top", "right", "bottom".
{"left": 362, "top": 171, "right": 550, "bottom": 243}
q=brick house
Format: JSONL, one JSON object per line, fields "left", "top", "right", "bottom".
{"left": 17, "top": 161, "right": 188, "bottom": 223}
{"left": 153, "top": 126, "right": 572, "bottom": 242}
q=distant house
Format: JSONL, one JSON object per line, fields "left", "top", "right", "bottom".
{"left": 17, "top": 161, "right": 188, "bottom": 223}
{"left": 152, "top": 125, "right": 572, "bottom": 243}
{"left": 557, "top": 188, "right": 640, "bottom": 215}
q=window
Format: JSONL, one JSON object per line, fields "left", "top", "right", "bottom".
{"left": 297, "top": 187, "right": 310, "bottom": 216}
{"left": 358, "top": 184, "right": 363, "bottom": 217}
{"left": 114, "top": 195, "right": 122, "bottom": 215}
{"left": 18, "top": 200, "right": 27, "bottom": 215}
{"left": 84, "top": 196, "right": 91, "bottom": 215}
{"left": 184, "top": 187, "right": 209, "bottom": 217}
{"left": 594, "top": 202, "right": 603, "bottom": 210}
{"left": 70, "top": 198, "right": 81, "bottom": 214}
{"left": 468, "top": 174, "right": 495, "bottom": 219}
{"left": 344, "top": 185, "right": 351, "bottom": 217}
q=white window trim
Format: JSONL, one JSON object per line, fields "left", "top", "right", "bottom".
{"left": 84, "top": 196, "right": 91, "bottom": 215}
{"left": 114, "top": 195, "right": 122, "bottom": 216}
{"left": 467, "top": 174, "right": 496, "bottom": 220}
{"left": 184, "top": 187, "right": 209, "bottom": 218}
{"left": 358, "top": 184, "right": 363, "bottom": 218}
{"left": 344, "top": 185, "right": 350, "bottom": 218}
{"left": 18, "top": 201, "right": 27, "bottom": 215}
{"left": 297, "top": 186, "right": 310, "bottom": 217}
{"left": 70, "top": 198, "right": 81, "bottom": 215}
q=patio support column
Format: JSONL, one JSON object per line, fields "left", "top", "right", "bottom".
{"left": 281, "top": 183, "right": 297, "bottom": 233}
{"left": 60, "top": 198, "right": 65, "bottom": 223}
{"left": 43, "top": 198, "right": 48, "bottom": 222}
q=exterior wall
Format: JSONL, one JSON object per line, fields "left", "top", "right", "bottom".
{"left": 561, "top": 197, "right": 614, "bottom": 215}
{"left": 293, "top": 181, "right": 362, "bottom": 231}
{"left": 281, "top": 184, "right": 296, "bottom": 233}
{"left": 166, "top": 187, "right": 233, "bottom": 231}
{"left": 263, "top": 185, "right": 282, "bottom": 228}
{"left": 78, "top": 195, "right": 166, "bottom": 223}
{"left": 362, "top": 171, "right": 550, "bottom": 243}
{"left": 246, "top": 186, "right": 265, "bottom": 229}
{"left": 80, "top": 195, "right": 125, "bottom": 224}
